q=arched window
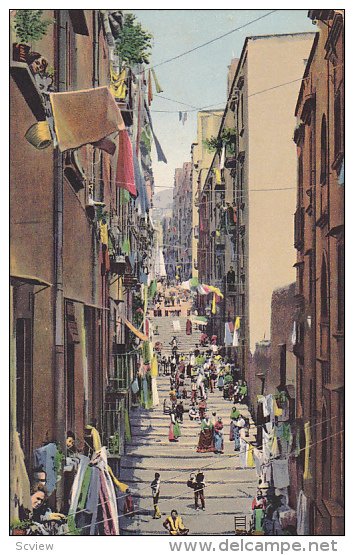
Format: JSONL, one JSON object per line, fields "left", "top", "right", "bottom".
{"left": 320, "top": 115, "right": 327, "bottom": 184}
{"left": 320, "top": 255, "right": 328, "bottom": 321}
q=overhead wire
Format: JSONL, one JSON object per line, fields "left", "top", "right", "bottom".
{"left": 136, "top": 10, "right": 278, "bottom": 76}
{"left": 61, "top": 419, "right": 343, "bottom": 534}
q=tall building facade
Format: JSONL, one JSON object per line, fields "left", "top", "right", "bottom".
{"left": 293, "top": 10, "right": 344, "bottom": 535}
{"left": 10, "top": 9, "right": 158, "bottom": 521}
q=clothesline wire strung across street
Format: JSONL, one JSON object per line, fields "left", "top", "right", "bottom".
{"left": 133, "top": 10, "right": 278, "bottom": 76}
{"left": 63, "top": 420, "right": 341, "bottom": 532}
{"left": 63, "top": 415, "right": 341, "bottom": 533}
{"left": 138, "top": 64, "right": 343, "bottom": 114}
{"left": 90, "top": 176, "right": 296, "bottom": 195}
{"left": 62, "top": 428, "right": 344, "bottom": 534}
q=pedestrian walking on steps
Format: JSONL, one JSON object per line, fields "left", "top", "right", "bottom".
{"left": 193, "top": 470, "right": 206, "bottom": 510}
{"left": 151, "top": 473, "right": 161, "bottom": 519}
{"left": 214, "top": 417, "right": 224, "bottom": 454}
{"left": 169, "top": 409, "right": 181, "bottom": 442}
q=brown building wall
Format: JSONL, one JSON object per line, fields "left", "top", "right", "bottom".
{"left": 294, "top": 10, "right": 344, "bottom": 535}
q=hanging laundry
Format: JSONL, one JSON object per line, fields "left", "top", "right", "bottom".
{"left": 224, "top": 322, "right": 233, "bottom": 346}
{"left": 121, "top": 237, "right": 130, "bottom": 255}
{"left": 148, "top": 69, "right": 153, "bottom": 105}
{"left": 182, "top": 112, "right": 188, "bottom": 125}
{"left": 303, "top": 421, "right": 312, "bottom": 480}
{"left": 213, "top": 168, "right": 222, "bottom": 184}
{"left": 179, "top": 111, "right": 183, "bottom": 122}
{"left": 50, "top": 86, "right": 125, "bottom": 152}
{"left": 145, "top": 101, "right": 167, "bottom": 163}
{"left": 272, "top": 459, "right": 290, "bottom": 489}
{"left": 291, "top": 321, "right": 297, "bottom": 345}
{"left": 219, "top": 145, "right": 226, "bottom": 170}
{"left": 99, "top": 221, "right": 109, "bottom": 245}
{"left": 232, "top": 327, "right": 239, "bottom": 347}
{"left": 116, "top": 129, "right": 137, "bottom": 197}
{"left": 211, "top": 292, "right": 217, "bottom": 314}
{"left": 120, "top": 188, "right": 131, "bottom": 205}
{"left": 33, "top": 443, "right": 58, "bottom": 496}
{"left": 296, "top": 490, "right": 309, "bottom": 535}
{"left": 151, "top": 68, "right": 163, "bottom": 93}
{"left": 246, "top": 444, "right": 255, "bottom": 468}
{"left": 110, "top": 66, "right": 127, "bottom": 100}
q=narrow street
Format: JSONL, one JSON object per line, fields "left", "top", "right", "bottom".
{"left": 120, "top": 313, "right": 257, "bottom": 535}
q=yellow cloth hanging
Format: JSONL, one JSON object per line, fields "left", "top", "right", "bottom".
{"left": 235, "top": 316, "right": 241, "bottom": 330}
{"left": 151, "top": 354, "right": 158, "bottom": 378}
{"left": 273, "top": 399, "right": 283, "bottom": 417}
{"left": 212, "top": 293, "right": 217, "bottom": 314}
{"left": 85, "top": 425, "right": 102, "bottom": 452}
{"left": 110, "top": 67, "right": 127, "bottom": 100}
{"left": 100, "top": 222, "right": 109, "bottom": 245}
{"left": 108, "top": 465, "right": 129, "bottom": 493}
{"left": 207, "top": 285, "right": 224, "bottom": 298}
{"left": 213, "top": 168, "right": 222, "bottom": 184}
{"left": 271, "top": 433, "right": 280, "bottom": 458}
{"left": 246, "top": 444, "right": 255, "bottom": 467}
{"left": 303, "top": 422, "right": 312, "bottom": 480}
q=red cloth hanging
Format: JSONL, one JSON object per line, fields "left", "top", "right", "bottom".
{"left": 116, "top": 129, "right": 137, "bottom": 197}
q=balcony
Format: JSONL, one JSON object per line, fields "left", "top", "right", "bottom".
{"left": 294, "top": 207, "right": 305, "bottom": 250}
{"left": 10, "top": 60, "right": 46, "bottom": 121}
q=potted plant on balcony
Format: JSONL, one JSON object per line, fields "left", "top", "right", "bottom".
{"left": 10, "top": 519, "right": 32, "bottom": 536}
{"left": 12, "top": 10, "right": 53, "bottom": 63}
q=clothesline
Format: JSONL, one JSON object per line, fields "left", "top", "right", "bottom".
{"left": 115, "top": 412, "right": 340, "bottom": 503}
{"left": 132, "top": 11, "right": 278, "bottom": 77}
{"left": 62, "top": 427, "right": 343, "bottom": 534}
{"left": 140, "top": 63, "right": 343, "bottom": 114}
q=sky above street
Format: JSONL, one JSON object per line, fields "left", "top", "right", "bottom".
{"left": 131, "top": 9, "right": 315, "bottom": 207}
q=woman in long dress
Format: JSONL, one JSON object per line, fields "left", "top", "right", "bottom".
{"left": 169, "top": 409, "right": 181, "bottom": 442}
{"left": 196, "top": 417, "right": 215, "bottom": 453}
{"left": 214, "top": 417, "right": 224, "bottom": 454}
{"left": 186, "top": 319, "right": 192, "bottom": 335}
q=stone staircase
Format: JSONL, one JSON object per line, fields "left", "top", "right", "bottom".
{"left": 118, "top": 325, "right": 259, "bottom": 535}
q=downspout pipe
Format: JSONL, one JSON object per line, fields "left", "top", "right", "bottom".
{"left": 53, "top": 10, "right": 66, "bottom": 510}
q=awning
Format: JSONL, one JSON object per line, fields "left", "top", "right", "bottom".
{"left": 10, "top": 274, "right": 52, "bottom": 288}
{"left": 122, "top": 316, "right": 148, "bottom": 341}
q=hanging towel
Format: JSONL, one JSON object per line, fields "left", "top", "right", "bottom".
{"left": 211, "top": 292, "right": 217, "bottom": 314}
{"left": 246, "top": 444, "right": 255, "bottom": 468}
{"left": 297, "top": 490, "right": 309, "bottom": 535}
{"left": 303, "top": 422, "right": 312, "bottom": 480}
{"left": 151, "top": 68, "right": 163, "bottom": 93}
{"left": 291, "top": 321, "right": 297, "bottom": 346}
{"left": 144, "top": 101, "right": 167, "bottom": 163}
{"left": 214, "top": 168, "right": 222, "bottom": 184}
{"left": 151, "top": 354, "right": 158, "bottom": 377}
{"left": 116, "top": 129, "right": 137, "bottom": 197}
{"left": 85, "top": 426, "right": 102, "bottom": 452}
{"left": 224, "top": 322, "right": 233, "bottom": 346}
{"left": 33, "top": 443, "right": 58, "bottom": 496}
{"left": 151, "top": 376, "right": 159, "bottom": 406}
{"left": 148, "top": 70, "right": 153, "bottom": 105}
{"left": 272, "top": 459, "right": 290, "bottom": 489}
{"left": 219, "top": 145, "right": 226, "bottom": 170}
{"left": 77, "top": 466, "right": 93, "bottom": 511}
{"left": 110, "top": 67, "right": 127, "bottom": 100}
{"left": 99, "top": 222, "right": 109, "bottom": 245}
{"left": 50, "top": 86, "right": 125, "bottom": 152}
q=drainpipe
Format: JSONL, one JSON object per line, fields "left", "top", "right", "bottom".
{"left": 53, "top": 10, "right": 66, "bottom": 510}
